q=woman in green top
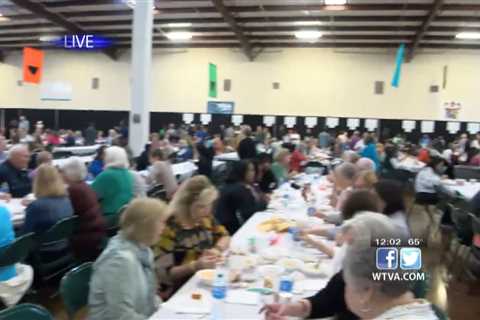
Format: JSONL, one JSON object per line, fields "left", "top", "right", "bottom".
{"left": 92, "top": 146, "right": 134, "bottom": 216}
{"left": 271, "top": 148, "right": 292, "bottom": 185}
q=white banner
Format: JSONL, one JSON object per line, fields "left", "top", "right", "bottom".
{"left": 421, "top": 121, "right": 435, "bottom": 133}
{"left": 402, "top": 120, "right": 416, "bottom": 132}
{"left": 231, "top": 115, "right": 243, "bottom": 126}
{"left": 200, "top": 113, "right": 212, "bottom": 125}
{"left": 365, "top": 119, "right": 378, "bottom": 131}
{"left": 326, "top": 117, "right": 339, "bottom": 128}
{"left": 305, "top": 117, "right": 318, "bottom": 128}
{"left": 467, "top": 123, "right": 480, "bottom": 135}
{"left": 284, "top": 116, "right": 296, "bottom": 128}
{"left": 347, "top": 118, "right": 360, "bottom": 130}
{"left": 182, "top": 113, "right": 194, "bottom": 124}
{"left": 263, "top": 116, "right": 276, "bottom": 127}
{"left": 446, "top": 122, "right": 460, "bottom": 134}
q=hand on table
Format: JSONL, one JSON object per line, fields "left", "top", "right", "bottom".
{"left": 314, "top": 210, "right": 327, "bottom": 219}
{"left": 0, "top": 192, "right": 11, "bottom": 202}
{"left": 196, "top": 255, "right": 219, "bottom": 270}
{"left": 260, "top": 303, "right": 288, "bottom": 320}
{"left": 203, "top": 248, "right": 222, "bottom": 258}
{"left": 21, "top": 197, "right": 33, "bottom": 207}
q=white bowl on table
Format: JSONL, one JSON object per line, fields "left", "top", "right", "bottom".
{"left": 302, "top": 262, "right": 329, "bottom": 277}
{"left": 276, "top": 258, "right": 305, "bottom": 272}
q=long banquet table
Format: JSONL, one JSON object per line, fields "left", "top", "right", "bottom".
{"left": 52, "top": 144, "right": 102, "bottom": 156}
{"left": 443, "top": 179, "right": 480, "bottom": 200}
{"left": 149, "top": 175, "right": 337, "bottom": 320}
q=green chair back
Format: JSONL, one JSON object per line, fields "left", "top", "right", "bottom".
{"left": 0, "top": 303, "right": 53, "bottom": 320}
{"left": 33, "top": 216, "right": 79, "bottom": 283}
{"left": 0, "top": 233, "right": 35, "bottom": 267}
{"left": 60, "top": 262, "right": 93, "bottom": 320}
{"left": 450, "top": 205, "right": 473, "bottom": 245}
{"left": 38, "top": 216, "right": 78, "bottom": 244}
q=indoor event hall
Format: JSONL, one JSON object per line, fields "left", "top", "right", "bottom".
{"left": 1, "top": 0, "right": 480, "bottom": 319}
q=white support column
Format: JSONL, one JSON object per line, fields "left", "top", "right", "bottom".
{"left": 129, "top": 0, "right": 153, "bottom": 156}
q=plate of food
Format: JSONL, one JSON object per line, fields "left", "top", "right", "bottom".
{"left": 276, "top": 258, "right": 305, "bottom": 271}
{"left": 196, "top": 269, "right": 240, "bottom": 286}
{"left": 257, "top": 217, "right": 295, "bottom": 233}
{"left": 259, "top": 247, "right": 287, "bottom": 263}
{"left": 302, "top": 262, "right": 329, "bottom": 277}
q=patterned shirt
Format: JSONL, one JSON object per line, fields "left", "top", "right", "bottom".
{"left": 153, "top": 215, "right": 228, "bottom": 293}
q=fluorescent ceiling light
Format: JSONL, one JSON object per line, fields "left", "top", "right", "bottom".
{"left": 167, "top": 22, "right": 192, "bottom": 28}
{"left": 0, "top": 12, "right": 10, "bottom": 22}
{"left": 325, "top": 0, "right": 347, "bottom": 5}
{"left": 294, "top": 21, "right": 322, "bottom": 26}
{"left": 456, "top": 32, "right": 480, "bottom": 40}
{"left": 125, "top": 0, "right": 156, "bottom": 10}
{"left": 39, "top": 35, "right": 59, "bottom": 42}
{"left": 165, "top": 31, "right": 193, "bottom": 41}
{"left": 295, "top": 30, "right": 323, "bottom": 40}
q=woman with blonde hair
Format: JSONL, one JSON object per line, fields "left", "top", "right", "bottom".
{"left": 353, "top": 170, "right": 378, "bottom": 190}
{"left": 92, "top": 146, "right": 134, "bottom": 217}
{"left": 153, "top": 175, "right": 230, "bottom": 297}
{"left": 89, "top": 198, "right": 169, "bottom": 320}
{"left": 22, "top": 164, "right": 73, "bottom": 235}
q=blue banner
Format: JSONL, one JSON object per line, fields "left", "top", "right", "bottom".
{"left": 391, "top": 44, "right": 406, "bottom": 88}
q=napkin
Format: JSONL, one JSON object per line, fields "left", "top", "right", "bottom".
{"left": 226, "top": 289, "right": 260, "bottom": 305}
{"left": 162, "top": 292, "right": 211, "bottom": 314}
{"left": 295, "top": 279, "right": 329, "bottom": 292}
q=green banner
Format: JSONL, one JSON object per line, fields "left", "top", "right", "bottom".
{"left": 209, "top": 63, "right": 217, "bottom": 98}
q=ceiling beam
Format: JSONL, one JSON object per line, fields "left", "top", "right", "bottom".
{"left": 407, "top": 0, "right": 444, "bottom": 62}
{"left": 9, "top": 0, "right": 118, "bottom": 60}
{"left": 211, "top": 0, "right": 254, "bottom": 61}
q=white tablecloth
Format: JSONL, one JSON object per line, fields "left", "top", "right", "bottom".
{"left": 214, "top": 152, "right": 239, "bottom": 162}
{"left": 53, "top": 144, "right": 102, "bottom": 155}
{"left": 140, "top": 161, "right": 226, "bottom": 182}
{"left": 444, "top": 180, "right": 480, "bottom": 200}
{"left": 149, "top": 177, "right": 336, "bottom": 320}
{"left": 53, "top": 155, "right": 94, "bottom": 168}
{"left": 0, "top": 198, "right": 26, "bottom": 227}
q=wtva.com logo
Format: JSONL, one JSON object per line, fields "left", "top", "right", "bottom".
{"left": 376, "top": 247, "right": 422, "bottom": 270}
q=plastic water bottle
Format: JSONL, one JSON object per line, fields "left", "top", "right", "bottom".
{"left": 282, "top": 193, "right": 290, "bottom": 208}
{"left": 306, "top": 194, "right": 317, "bottom": 217}
{"left": 288, "top": 227, "right": 301, "bottom": 242}
{"left": 211, "top": 266, "right": 228, "bottom": 320}
{"left": 279, "top": 274, "right": 294, "bottom": 303}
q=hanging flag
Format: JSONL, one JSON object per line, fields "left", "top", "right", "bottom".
{"left": 23, "top": 47, "right": 44, "bottom": 84}
{"left": 391, "top": 44, "right": 405, "bottom": 88}
{"left": 208, "top": 63, "right": 217, "bottom": 98}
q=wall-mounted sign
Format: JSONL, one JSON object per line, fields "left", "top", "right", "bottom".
{"left": 207, "top": 101, "right": 234, "bottom": 114}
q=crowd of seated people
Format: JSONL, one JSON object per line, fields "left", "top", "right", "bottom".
{"left": 2, "top": 118, "right": 480, "bottom": 318}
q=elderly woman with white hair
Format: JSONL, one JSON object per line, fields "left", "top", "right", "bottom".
{"left": 263, "top": 212, "right": 440, "bottom": 320}
{"left": 91, "top": 146, "right": 134, "bottom": 217}
{"left": 62, "top": 157, "right": 106, "bottom": 262}
{"left": 316, "top": 162, "right": 358, "bottom": 224}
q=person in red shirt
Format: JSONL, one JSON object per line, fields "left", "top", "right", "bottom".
{"left": 287, "top": 143, "right": 307, "bottom": 173}
{"left": 46, "top": 130, "right": 61, "bottom": 146}
{"left": 417, "top": 148, "right": 430, "bottom": 164}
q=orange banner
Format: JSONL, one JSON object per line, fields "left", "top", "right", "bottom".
{"left": 23, "top": 47, "right": 44, "bottom": 84}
